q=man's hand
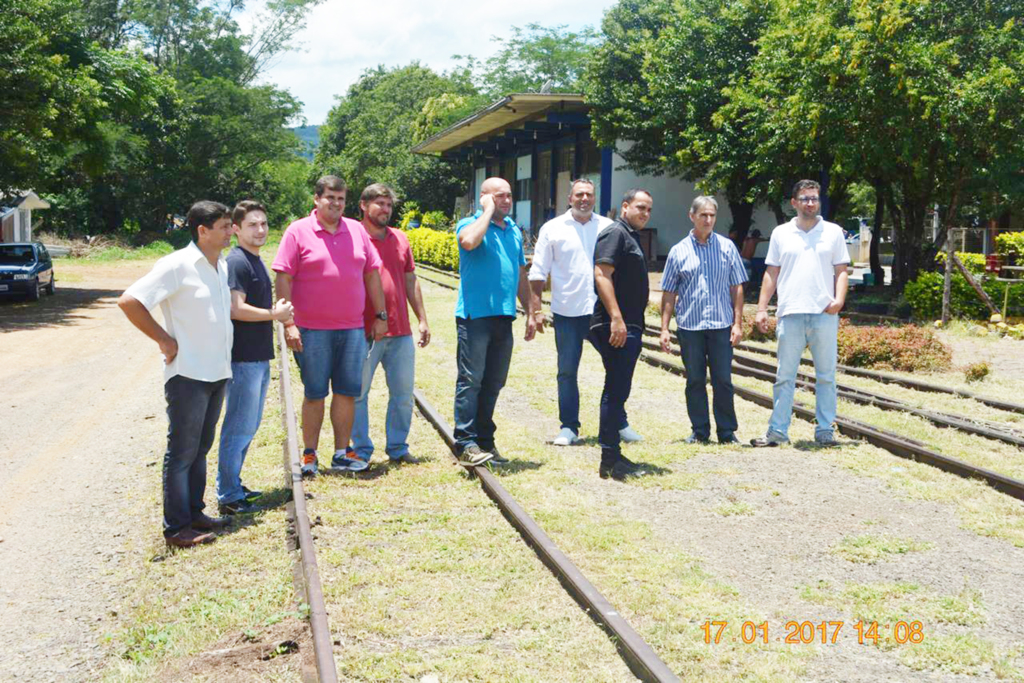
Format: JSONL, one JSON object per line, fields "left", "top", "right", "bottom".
{"left": 479, "top": 192, "right": 495, "bottom": 214}
{"left": 372, "top": 318, "right": 388, "bottom": 342}
{"left": 271, "top": 298, "right": 294, "bottom": 322}
{"left": 532, "top": 310, "right": 546, "bottom": 334}
{"left": 524, "top": 314, "right": 537, "bottom": 342}
{"left": 824, "top": 299, "right": 845, "bottom": 315}
{"left": 159, "top": 336, "right": 178, "bottom": 365}
{"left": 755, "top": 310, "right": 770, "bottom": 334}
{"left": 730, "top": 322, "right": 744, "bottom": 347}
{"left": 418, "top": 320, "right": 431, "bottom": 348}
{"left": 284, "top": 323, "right": 303, "bottom": 352}
{"left": 609, "top": 317, "right": 627, "bottom": 348}
{"left": 659, "top": 328, "right": 673, "bottom": 354}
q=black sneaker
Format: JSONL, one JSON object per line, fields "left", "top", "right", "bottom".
{"left": 684, "top": 433, "right": 711, "bottom": 444}
{"left": 718, "top": 434, "right": 740, "bottom": 444}
{"left": 458, "top": 445, "right": 494, "bottom": 467}
{"left": 242, "top": 485, "right": 262, "bottom": 501}
{"left": 219, "top": 499, "right": 257, "bottom": 515}
{"left": 599, "top": 458, "right": 650, "bottom": 481}
{"left": 487, "top": 446, "right": 510, "bottom": 464}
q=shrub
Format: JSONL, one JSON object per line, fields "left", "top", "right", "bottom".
{"left": 904, "top": 271, "right": 1024, "bottom": 320}
{"left": 398, "top": 203, "right": 422, "bottom": 231}
{"left": 406, "top": 227, "right": 459, "bottom": 272}
{"left": 934, "top": 251, "right": 985, "bottom": 275}
{"left": 837, "top": 324, "right": 952, "bottom": 372}
{"left": 963, "top": 361, "right": 991, "bottom": 383}
{"left": 742, "top": 311, "right": 777, "bottom": 341}
{"left": 995, "top": 231, "right": 1024, "bottom": 259}
{"left": 421, "top": 210, "right": 451, "bottom": 231}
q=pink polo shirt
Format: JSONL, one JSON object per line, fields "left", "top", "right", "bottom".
{"left": 272, "top": 210, "right": 382, "bottom": 330}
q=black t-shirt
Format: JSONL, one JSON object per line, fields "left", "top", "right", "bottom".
{"left": 591, "top": 219, "right": 650, "bottom": 329}
{"left": 226, "top": 246, "right": 274, "bottom": 362}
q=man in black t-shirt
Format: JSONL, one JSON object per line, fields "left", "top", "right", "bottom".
{"left": 217, "top": 201, "right": 294, "bottom": 514}
{"left": 589, "top": 189, "right": 654, "bottom": 481}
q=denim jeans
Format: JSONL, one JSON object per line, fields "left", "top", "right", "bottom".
{"left": 552, "top": 313, "right": 592, "bottom": 433}
{"left": 677, "top": 327, "right": 737, "bottom": 440}
{"left": 768, "top": 312, "right": 838, "bottom": 439}
{"left": 351, "top": 334, "right": 415, "bottom": 461}
{"left": 294, "top": 327, "right": 367, "bottom": 398}
{"left": 217, "top": 361, "right": 270, "bottom": 504}
{"left": 589, "top": 325, "right": 642, "bottom": 466}
{"left": 163, "top": 375, "right": 227, "bottom": 536}
{"left": 454, "top": 316, "right": 514, "bottom": 452}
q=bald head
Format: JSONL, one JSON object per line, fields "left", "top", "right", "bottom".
{"left": 480, "top": 177, "right": 513, "bottom": 220}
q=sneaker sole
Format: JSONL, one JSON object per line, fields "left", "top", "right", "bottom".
{"left": 458, "top": 454, "right": 495, "bottom": 467}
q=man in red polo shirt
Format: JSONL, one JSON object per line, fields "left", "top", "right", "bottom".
{"left": 349, "top": 183, "right": 430, "bottom": 465}
{"left": 273, "top": 175, "right": 388, "bottom": 476}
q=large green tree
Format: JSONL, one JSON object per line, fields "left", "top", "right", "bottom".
{"left": 315, "top": 63, "right": 476, "bottom": 215}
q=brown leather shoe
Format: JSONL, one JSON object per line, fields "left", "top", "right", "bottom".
{"left": 165, "top": 528, "right": 216, "bottom": 548}
{"left": 191, "top": 513, "right": 230, "bottom": 531}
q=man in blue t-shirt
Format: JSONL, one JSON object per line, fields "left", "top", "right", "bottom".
{"left": 453, "top": 177, "right": 536, "bottom": 466}
{"left": 217, "top": 201, "right": 294, "bottom": 514}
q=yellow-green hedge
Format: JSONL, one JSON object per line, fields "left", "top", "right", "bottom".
{"left": 407, "top": 226, "right": 459, "bottom": 271}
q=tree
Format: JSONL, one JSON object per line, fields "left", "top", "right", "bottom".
{"left": 314, "top": 63, "right": 475, "bottom": 215}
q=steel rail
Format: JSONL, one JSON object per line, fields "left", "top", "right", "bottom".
{"left": 639, "top": 336, "right": 1024, "bottom": 448}
{"left": 413, "top": 388, "right": 680, "bottom": 683}
{"left": 643, "top": 324, "right": 1024, "bottom": 416}
{"left": 277, "top": 322, "right": 339, "bottom": 683}
{"left": 638, "top": 350, "right": 1024, "bottom": 502}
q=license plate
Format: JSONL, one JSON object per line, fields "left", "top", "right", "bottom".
{"left": 0, "top": 285, "right": 8, "bottom": 291}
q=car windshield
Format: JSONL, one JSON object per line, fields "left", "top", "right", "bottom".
{"left": 0, "top": 245, "right": 36, "bottom": 265}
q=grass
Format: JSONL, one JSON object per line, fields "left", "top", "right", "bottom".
{"left": 716, "top": 500, "right": 756, "bottom": 517}
{"left": 831, "top": 533, "right": 934, "bottom": 564}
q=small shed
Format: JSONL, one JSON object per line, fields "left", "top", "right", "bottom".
{"left": 1, "top": 191, "right": 51, "bottom": 243}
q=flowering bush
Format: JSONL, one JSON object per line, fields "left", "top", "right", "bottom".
{"left": 837, "top": 323, "right": 952, "bottom": 372}
{"left": 742, "top": 311, "right": 777, "bottom": 341}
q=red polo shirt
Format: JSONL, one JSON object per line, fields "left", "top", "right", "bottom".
{"left": 363, "top": 226, "right": 415, "bottom": 337}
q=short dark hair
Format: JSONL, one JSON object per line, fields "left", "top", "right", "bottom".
{"left": 232, "top": 200, "right": 267, "bottom": 226}
{"left": 359, "top": 183, "right": 397, "bottom": 204}
{"left": 186, "top": 200, "right": 230, "bottom": 242}
{"left": 791, "top": 179, "right": 821, "bottom": 199}
{"left": 621, "top": 188, "right": 653, "bottom": 205}
{"left": 315, "top": 175, "right": 347, "bottom": 197}
{"left": 569, "top": 177, "right": 595, "bottom": 194}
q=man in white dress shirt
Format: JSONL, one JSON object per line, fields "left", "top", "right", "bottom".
{"left": 119, "top": 201, "right": 235, "bottom": 548}
{"left": 528, "top": 178, "right": 643, "bottom": 446}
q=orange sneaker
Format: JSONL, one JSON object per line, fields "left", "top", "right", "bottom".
{"left": 301, "top": 449, "right": 318, "bottom": 477}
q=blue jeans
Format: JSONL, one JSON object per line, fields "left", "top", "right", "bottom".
{"left": 589, "top": 325, "right": 642, "bottom": 466}
{"left": 553, "top": 313, "right": 592, "bottom": 432}
{"left": 217, "top": 361, "right": 270, "bottom": 504}
{"left": 294, "top": 327, "right": 367, "bottom": 398}
{"left": 352, "top": 334, "right": 415, "bottom": 461}
{"left": 769, "top": 312, "right": 838, "bottom": 439}
{"left": 677, "top": 327, "right": 737, "bottom": 440}
{"left": 454, "top": 316, "right": 514, "bottom": 452}
{"left": 163, "top": 375, "right": 227, "bottom": 536}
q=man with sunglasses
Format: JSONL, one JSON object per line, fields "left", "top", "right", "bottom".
{"left": 751, "top": 180, "right": 849, "bottom": 447}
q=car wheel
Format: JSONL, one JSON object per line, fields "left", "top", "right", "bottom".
{"left": 45, "top": 276, "right": 55, "bottom": 295}
{"left": 27, "top": 278, "right": 40, "bottom": 302}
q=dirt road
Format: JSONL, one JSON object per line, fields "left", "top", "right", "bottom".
{"left": 0, "top": 264, "right": 168, "bottom": 681}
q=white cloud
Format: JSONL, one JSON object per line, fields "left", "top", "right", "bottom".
{"left": 243, "top": 0, "right": 618, "bottom": 124}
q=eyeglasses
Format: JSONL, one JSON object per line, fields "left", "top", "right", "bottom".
{"left": 796, "top": 196, "right": 820, "bottom": 204}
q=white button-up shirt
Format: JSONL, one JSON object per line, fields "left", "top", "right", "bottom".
{"left": 124, "top": 241, "right": 233, "bottom": 383}
{"left": 528, "top": 210, "right": 614, "bottom": 317}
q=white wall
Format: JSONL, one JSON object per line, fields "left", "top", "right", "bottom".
{"left": 610, "top": 146, "right": 778, "bottom": 257}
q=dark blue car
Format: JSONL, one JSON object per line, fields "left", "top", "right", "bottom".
{"left": 0, "top": 242, "right": 55, "bottom": 301}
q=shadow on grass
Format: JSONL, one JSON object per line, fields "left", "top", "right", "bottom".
{"left": 791, "top": 438, "right": 848, "bottom": 451}
{"left": 481, "top": 458, "right": 544, "bottom": 476}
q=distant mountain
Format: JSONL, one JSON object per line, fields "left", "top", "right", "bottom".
{"left": 290, "top": 125, "right": 320, "bottom": 161}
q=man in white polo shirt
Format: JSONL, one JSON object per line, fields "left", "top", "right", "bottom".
{"left": 529, "top": 178, "right": 642, "bottom": 446}
{"left": 752, "top": 179, "right": 849, "bottom": 447}
{"left": 119, "top": 200, "right": 234, "bottom": 548}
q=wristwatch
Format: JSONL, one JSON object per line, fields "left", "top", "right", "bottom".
{"left": 375, "top": 310, "right": 388, "bottom": 321}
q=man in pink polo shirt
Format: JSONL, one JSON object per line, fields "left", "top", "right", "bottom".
{"left": 273, "top": 175, "right": 388, "bottom": 476}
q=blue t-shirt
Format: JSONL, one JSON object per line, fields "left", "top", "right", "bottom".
{"left": 455, "top": 210, "right": 526, "bottom": 319}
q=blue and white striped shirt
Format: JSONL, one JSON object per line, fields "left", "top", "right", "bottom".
{"left": 660, "top": 231, "right": 747, "bottom": 331}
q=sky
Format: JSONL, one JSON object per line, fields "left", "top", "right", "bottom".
{"left": 243, "top": 0, "right": 619, "bottom": 125}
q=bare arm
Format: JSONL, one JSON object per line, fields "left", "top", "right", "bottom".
{"left": 755, "top": 265, "right": 780, "bottom": 333}
{"left": 274, "top": 271, "right": 302, "bottom": 351}
{"left": 518, "top": 266, "right": 536, "bottom": 341}
{"left": 118, "top": 294, "right": 178, "bottom": 364}
{"left": 660, "top": 290, "right": 677, "bottom": 353}
{"left": 404, "top": 271, "right": 430, "bottom": 347}
{"left": 457, "top": 195, "right": 496, "bottom": 251}
{"left": 595, "top": 263, "right": 627, "bottom": 348}
{"left": 364, "top": 268, "right": 388, "bottom": 341}
{"left": 730, "top": 283, "right": 744, "bottom": 346}
{"left": 529, "top": 280, "right": 546, "bottom": 333}
{"left": 825, "top": 264, "right": 849, "bottom": 314}
{"left": 230, "top": 290, "right": 293, "bottom": 323}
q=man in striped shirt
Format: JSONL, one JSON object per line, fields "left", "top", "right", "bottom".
{"left": 659, "top": 196, "right": 747, "bottom": 444}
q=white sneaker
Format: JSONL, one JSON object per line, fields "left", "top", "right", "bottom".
{"left": 619, "top": 426, "right": 643, "bottom": 443}
{"left": 553, "top": 428, "right": 580, "bottom": 446}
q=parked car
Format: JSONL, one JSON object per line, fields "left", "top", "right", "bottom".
{"left": 0, "top": 242, "right": 55, "bottom": 301}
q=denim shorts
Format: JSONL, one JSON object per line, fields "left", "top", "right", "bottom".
{"left": 294, "top": 327, "right": 368, "bottom": 399}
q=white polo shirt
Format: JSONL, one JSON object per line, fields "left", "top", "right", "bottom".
{"left": 766, "top": 218, "right": 849, "bottom": 318}
{"left": 528, "top": 210, "right": 614, "bottom": 317}
{"left": 124, "top": 241, "right": 233, "bottom": 383}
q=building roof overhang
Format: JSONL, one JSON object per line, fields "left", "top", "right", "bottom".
{"left": 412, "top": 93, "right": 589, "bottom": 155}
{"left": 0, "top": 190, "right": 50, "bottom": 211}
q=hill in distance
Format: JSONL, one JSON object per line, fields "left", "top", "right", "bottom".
{"left": 290, "top": 125, "right": 320, "bottom": 161}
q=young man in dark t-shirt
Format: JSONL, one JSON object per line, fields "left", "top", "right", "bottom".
{"left": 217, "top": 201, "right": 294, "bottom": 514}
{"left": 589, "top": 188, "right": 654, "bottom": 481}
